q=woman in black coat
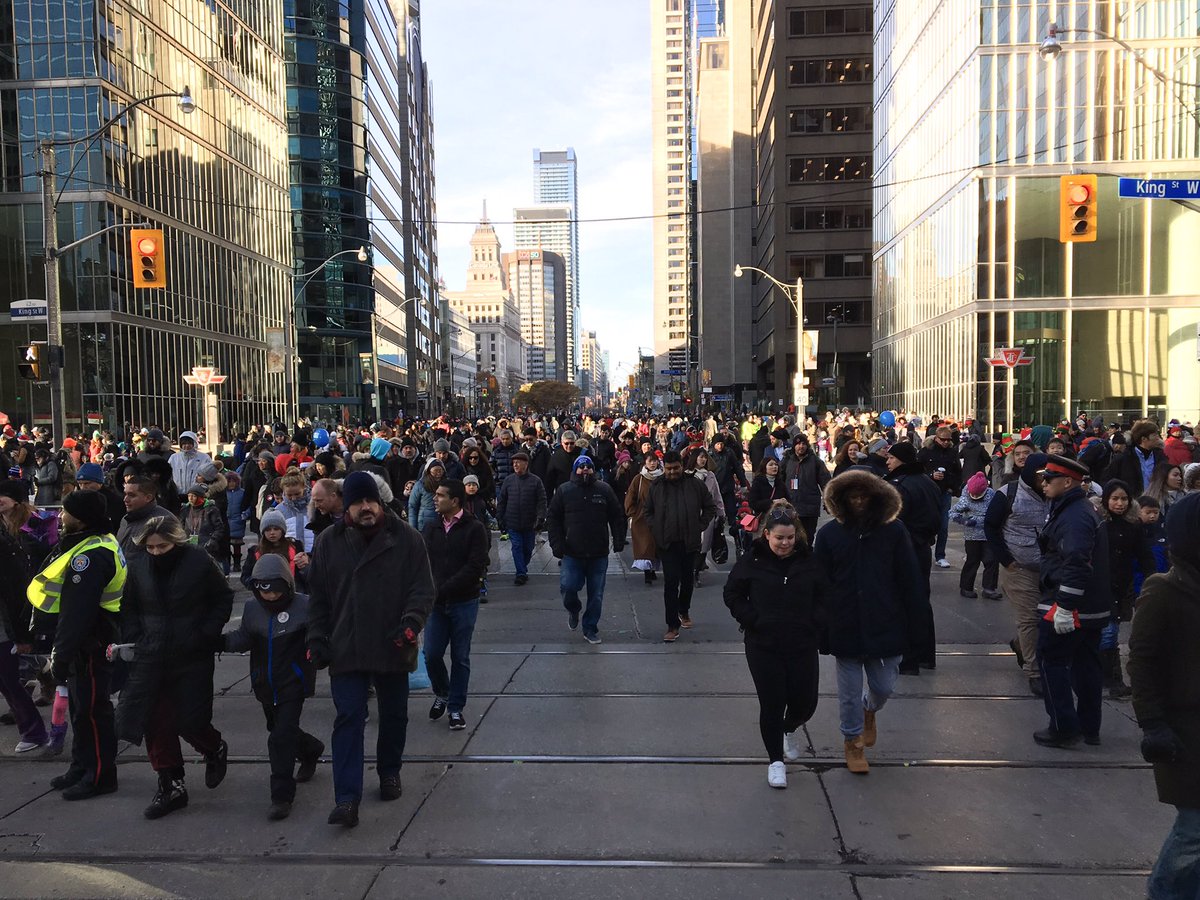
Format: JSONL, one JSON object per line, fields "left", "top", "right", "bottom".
{"left": 748, "top": 457, "right": 788, "bottom": 515}
{"left": 724, "top": 503, "right": 827, "bottom": 790}
{"left": 116, "top": 515, "right": 234, "bottom": 819}
{"left": 1097, "top": 480, "right": 1157, "bottom": 699}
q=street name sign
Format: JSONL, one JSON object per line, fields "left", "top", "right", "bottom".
{"left": 1118, "top": 178, "right": 1200, "bottom": 200}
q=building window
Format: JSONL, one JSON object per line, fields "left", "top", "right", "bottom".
{"left": 788, "top": 7, "right": 872, "bottom": 37}
{"left": 788, "top": 106, "right": 873, "bottom": 134}
{"left": 787, "top": 253, "right": 869, "bottom": 279}
{"left": 788, "top": 204, "right": 871, "bottom": 231}
{"left": 788, "top": 56, "right": 873, "bottom": 85}
{"left": 787, "top": 155, "right": 872, "bottom": 183}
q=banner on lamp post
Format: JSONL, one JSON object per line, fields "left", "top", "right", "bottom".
{"left": 802, "top": 330, "right": 820, "bottom": 370}
{"left": 265, "top": 329, "right": 285, "bottom": 374}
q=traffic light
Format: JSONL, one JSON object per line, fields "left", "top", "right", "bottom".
{"left": 17, "top": 343, "right": 43, "bottom": 380}
{"left": 1059, "top": 175, "right": 1098, "bottom": 243}
{"left": 130, "top": 228, "right": 167, "bottom": 287}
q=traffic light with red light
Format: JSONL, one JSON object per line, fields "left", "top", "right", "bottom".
{"left": 130, "top": 228, "right": 167, "bottom": 287}
{"left": 1059, "top": 175, "right": 1098, "bottom": 243}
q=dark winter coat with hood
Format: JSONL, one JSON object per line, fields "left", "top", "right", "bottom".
{"left": 813, "top": 471, "right": 929, "bottom": 659}
{"left": 222, "top": 553, "right": 315, "bottom": 706}
{"left": 116, "top": 544, "right": 234, "bottom": 744}
{"left": 723, "top": 537, "right": 827, "bottom": 651}
{"left": 547, "top": 471, "right": 626, "bottom": 560}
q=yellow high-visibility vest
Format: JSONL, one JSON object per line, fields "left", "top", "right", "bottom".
{"left": 27, "top": 535, "right": 126, "bottom": 614}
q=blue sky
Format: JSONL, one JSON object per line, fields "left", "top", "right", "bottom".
{"left": 421, "top": 1, "right": 653, "bottom": 383}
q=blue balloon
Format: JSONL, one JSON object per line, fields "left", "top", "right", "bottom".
{"left": 878, "top": 411, "right": 896, "bottom": 428}
{"left": 312, "top": 428, "right": 330, "bottom": 448}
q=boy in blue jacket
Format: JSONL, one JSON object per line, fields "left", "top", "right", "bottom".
{"left": 219, "top": 553, "right": 324, "bottom": 820}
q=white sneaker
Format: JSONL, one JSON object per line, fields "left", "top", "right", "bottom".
{"left": 767, "top": 761, "right": 787, "bottom": 789}
{"left": 935, "top": 558, "right": 950, "bottom": 568}
{"left": 783, "top": 730, "right": 802, "bottom": 761}
{"left": 15, "top": 740, "right": 44, "bottom": 753}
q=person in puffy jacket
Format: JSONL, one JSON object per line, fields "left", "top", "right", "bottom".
{"left": 951, "top": 472, "right": 1000, "bottom": 599}
{"left": 723, "top": 502, "right": 827, "bottom": 790}
{"left": 180, "top": 484, "right": 226, "bottom": 566}
{"left": 407, "top": 460, "right": 444, "bottom": 532}
{"left": 219, "top": 553, "right": 323, "bottom": 821}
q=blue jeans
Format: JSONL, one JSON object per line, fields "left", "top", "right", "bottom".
{"left": 560, "top": 556, "right": 608, "bottom": 636}
{"left": 423, "top": 600, "right": 480, "bottom": 714}
{"left": 1150, "top": 807, "right": 1200, "bottom": 900}
{"left": 835, "top": 655, "right": 902, "bottom": 737}
{"left": 329, "top": 671, "right": 409, "bottom": 804}
{"left": 935, "top": 490, "right": 951, "bottom": 560}
{"left": 509, "top": 529, "right": 536, "bottom": 576}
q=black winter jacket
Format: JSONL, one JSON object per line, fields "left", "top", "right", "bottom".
{"left": 780, "top": 450, "right": 831, "bottom": 517}
{"left": 1129, "top": 559, "right": 1200, "bottom": 808}
{"left": 491, "top": 441, "right": 518, "bottom": 483}
{"left": 748, "top": 474, "right": 787, "bottom": 515}
{"left": 223, "top": 592, "right": 315, "bottom": 706}
{"left": 547, "top": 476, "right": 626, "bottom": 559}
{"left": 1102, "top": 446, "right": 1166, "bottom": 495}
{"left": 116, "top": 544, "right": 233, "bottom": 743}
{"left": 422, "top": 512, "right": 490, "bottom": 606}
{"left": 1103, "top": 515, "right": 1157, "bottom": 620}
{"left": 307, "top": 512, "right": 435, "bottom": 675}
{"left": 887, "top": 465, "right": 943, "bottom": 546}
{"left": 545, "top": 446, "right": 582, "bottom": 497}
{"left": 497, "top": 472, "right": 547, "bottom": 532}
{"left": 39, "top": 529, "right": 121, "bottom": 672}
{"left": 1037, "top": 486, "right": 1112, "bottom": 627}
{"left": 723, "top": 539, "right": 827, "bottom": 650}
{"left": 918, "top": 441, "right": 963, "bottom": 495}
{"left": 813, "top": 471, "right": 929, "bottom": 658}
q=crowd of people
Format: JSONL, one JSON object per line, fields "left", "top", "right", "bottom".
{"left": 0, "top": 407, "right": 1196, "bottom": 899}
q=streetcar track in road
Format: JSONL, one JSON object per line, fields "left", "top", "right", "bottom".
{"left": 0, "top": 849, "right": 1152, "bottom": 878}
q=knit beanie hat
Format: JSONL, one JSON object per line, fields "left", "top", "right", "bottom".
{"left": 63, "top": 489, "right": 108, "bottom": 531}
{"left": 887, "top": 442, "right": 918, "bottom": 466}
{"left": 342, "top": 470, "right": 382, "bottom": 508}
{"left": 260, "top": 509, "right": 287, "bottom": 534}
{"left": 966, "top": 472, "right": 988, "bottom": 498}
{"left": 574, "top": 455, "right": 595, "bottom": 470}
{"left": 76, "top": 463, "right": 104, "bottom": 485}
{"left": 369, "top": 436, "right": 391, "bottom": 461}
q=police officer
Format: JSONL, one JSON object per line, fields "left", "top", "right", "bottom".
{"left": 27, "top": 490, "right": 126, "bottom": 799}
{"left": 1034, "top": 455, "right": 1111, "bottom": 748}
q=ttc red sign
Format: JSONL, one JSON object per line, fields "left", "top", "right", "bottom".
{"left": 987, "top": 347, "right": 1034, "bottom": 368}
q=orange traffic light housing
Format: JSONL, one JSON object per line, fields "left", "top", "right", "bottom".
{"left": 130, "top": 228, "right": 167, "bottom": 288}
{"left": 17, "top": 343, "right": 43, "bottom": 380}
{"left": 1059, "top": 175, "right": 1098, "bottom": 243}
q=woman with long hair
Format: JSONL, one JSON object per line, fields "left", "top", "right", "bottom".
{"left": 116, "top": 516, "right": 234, "bottom": 819}
{"left": 1145, "top": 464, "right": 1184, "bottom": 515}
{"left": 832, "top": 440, "right": 864, "bottom": 477}
{"left": 625, "top": 451, "right": 663, "bottom": 584}
{"left": 723, "top": 501, "right": 826, "bottom": 789}
{"left": 689, "top": 448, "right": 725, "bottom": 582}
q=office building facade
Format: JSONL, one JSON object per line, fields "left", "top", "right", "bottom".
{"left": 0, "top": 0, "right": 293, "bottom": 433}
{"left": 651, "top": 0, "right": 694, "bottom": 402}
{"left": 874, "top": 1, "right": 1200, "bottom": 428}
{"left": 513, "top": 202, "right": 578, "bottom": 383}
{"left": 504, "top": 248, "right": 567, "bottom": 382}
{"left": 531, "top": 148, "right": 580, "bottom": 383}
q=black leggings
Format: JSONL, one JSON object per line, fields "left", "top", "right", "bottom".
{"left": 744, "top": 642, "right": 820, "bottom": 762}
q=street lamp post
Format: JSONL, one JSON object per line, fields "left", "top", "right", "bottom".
{"left": 292, "top": 245, "right": 369, "bottom": 422}
{"left": 826, "top": 313, "right": 845, "bottom": 411}
{"left": 1039, "top": 24, "right": 1200, "bottom": 129}
{"left": 39, "top": 87, "right": 195, "bottom": 442}
{"left": 734, "top": 265, "right": 805, "bottom": 411}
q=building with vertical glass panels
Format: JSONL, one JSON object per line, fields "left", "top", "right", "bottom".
{"left": 0, "top": 0, "right": 293, "bottom": 434}
{"left": 874, "top": 0, "right": 1200, "bottom": 430}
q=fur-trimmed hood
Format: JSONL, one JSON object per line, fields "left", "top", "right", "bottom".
{"left": 823, "top": 470, "right": 902, "bottom": 529}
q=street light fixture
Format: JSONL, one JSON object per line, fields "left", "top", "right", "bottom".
{"left": 734, "top": 264, "right": 806, "bottom": 410}
{"left": 38, "top": 87, "right": 196, "bottom": 443}
{"left": 1039, "top": 24, "right": 1200, "bottom": 127}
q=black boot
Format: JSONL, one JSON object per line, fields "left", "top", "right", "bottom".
{"left": 144, "top": 771, "right": 188, "bottom": 820}
{"left": 1104, "top": 648, "right": 1131, "bottom": 699}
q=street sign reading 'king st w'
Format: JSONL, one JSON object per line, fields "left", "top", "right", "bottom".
{"left": 1118, "top": 178, "right": 1200, "bottom": 200}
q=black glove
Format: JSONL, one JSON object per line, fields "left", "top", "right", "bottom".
{"left": 1141, "top": 722, "right": 1185, "bottom": 764}
{"left": 49, "top": 652, "right": 71, "bottom": 684}
{"left": 613, "top": 541, "right": 626, "bottom": 554}
{"left": 306, "top": 643, "right": 330, "bottom": 670}
{"left": 209, "top": 634, "right": 227, "bottom": 655}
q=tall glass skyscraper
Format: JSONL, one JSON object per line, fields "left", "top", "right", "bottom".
{"left": 874, "top": 0, "right": 1200, "bottom": 428}
{"left": 529, "top": 148, "right": 579, "bottom": 382}
{"left": 0, "top": 0, "right": 293, "bottom": 433}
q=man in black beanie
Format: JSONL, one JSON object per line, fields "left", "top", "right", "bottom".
{"left": 28, "top": 488, "right": 126, "bottom": 800}
{"left": 1129, "top": 491, "right": 1200, "bottom": 899}
{"left": 307, "top": 470, "right": 435, "bottom": 828}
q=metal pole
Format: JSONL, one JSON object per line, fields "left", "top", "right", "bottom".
{"left": 793, "top": 277, "right": 804, "bottom": 412}
{"left": 40, "top": 141, "right": 65, "bottom": 443}
{"left": 831, "top": 317, "right": 840, "bottom": 411}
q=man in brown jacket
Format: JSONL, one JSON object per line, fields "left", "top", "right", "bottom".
{"left": 1128, "top": 491, "right": 1200, "bottom": 899}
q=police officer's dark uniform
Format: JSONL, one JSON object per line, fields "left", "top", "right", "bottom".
{"left": 1034, "top": 455, "right": 1111, "bottom": 747}
{"left": 28, "top": 490, "right": 126, "bottom": 799}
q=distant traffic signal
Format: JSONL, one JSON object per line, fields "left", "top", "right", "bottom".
{"left": 17, "top": 343, "right": 43, "bottom": 380}
{"left": 130, "top": 228, "right": 167, "bottom": 287}
{"left": 1059, "top": 175, "right": 1098, "bottom": 243}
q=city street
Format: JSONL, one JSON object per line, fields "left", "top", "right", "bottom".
{"left": 0, "top": 532, "right": 1164, "bottom": 899}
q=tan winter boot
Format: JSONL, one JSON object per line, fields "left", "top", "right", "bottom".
{"left": 844, "top": 738, "right": 869, "bottom": 774}
{"left": 862, "top": 708, "right": 877, "bottom": 748}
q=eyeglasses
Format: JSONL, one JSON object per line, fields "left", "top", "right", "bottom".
{"left": 576, "top": 465, "right": 594, "bottom": 470}
{"left": 767, "top": 508, "right": 796, "bottom": 523}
